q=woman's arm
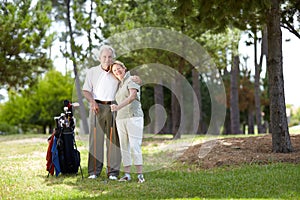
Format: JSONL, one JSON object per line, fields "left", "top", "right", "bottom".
{"left": 110, "top": 88, "right": 137, "bottom": 111}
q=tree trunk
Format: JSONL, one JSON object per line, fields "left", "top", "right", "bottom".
{"left": 154, "top": 80, "right": 165, "bottom": 134}
{"left": 171, "top": 79, "right": 181, "bottom": 139}
{"left": 192, "top": 68, "right": 202, "bottom": 134}
{"left": 222, "top": 109, "right": 231, "bottom": 135}
{"left": 267, "top": 0, "right": 293, "bottom": 152}
{"left": 254, "top": 29, "right": 264, "bottom": 133}
{"left": 248, "top": 110, "right": 254, "bottom": 134}
{"left": 66, "top": 0, "right": 89, "bottom": 134}
{"left": 230, "top": 55, "right": 241, "bottom": 134}
{"left": 43, "top": 125, "right": 46, "bottom": 134}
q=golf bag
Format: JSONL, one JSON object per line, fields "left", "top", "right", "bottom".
{"left": 46, "top": 100, "right": 83, "bottom": 178}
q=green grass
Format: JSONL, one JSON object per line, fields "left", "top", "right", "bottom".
{"left": 0, "top": 133, "right": 299, "bottom": 200}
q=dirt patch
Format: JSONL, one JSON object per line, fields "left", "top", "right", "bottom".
{"left": 179, "top": 134, "right": 300, "bottom": 169}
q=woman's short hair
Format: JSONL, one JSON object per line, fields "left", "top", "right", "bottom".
{"left": 111, "top": 60, "right": 127, "bottom": 71}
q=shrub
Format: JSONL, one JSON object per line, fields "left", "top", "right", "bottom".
{"left": 0, "top": 122, "right": 19, "bottom": 135}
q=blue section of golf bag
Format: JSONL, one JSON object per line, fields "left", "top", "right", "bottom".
{"left": 57, "top": 128, "right": 80, "bottom": 174}
{"left": 51, "top": 136, "right": 61, "bottom": 176}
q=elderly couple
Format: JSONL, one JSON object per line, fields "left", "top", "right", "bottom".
{"left": 82, "top": 45, "right": 145, "bottom": 183}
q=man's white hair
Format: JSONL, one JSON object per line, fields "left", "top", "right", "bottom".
{"left": 92, "top": 44, "right": 116, "bottom": 61}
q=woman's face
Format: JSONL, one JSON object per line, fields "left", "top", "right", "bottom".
{"left": 112, "top": 64, "right": 126, "bottom": 80}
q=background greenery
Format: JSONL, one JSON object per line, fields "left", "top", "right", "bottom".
{"left": 1, "top": 0, "right": 300, "bottom": 136}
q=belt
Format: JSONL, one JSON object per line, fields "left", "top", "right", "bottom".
{"left": 95, "top": 99, "right": 112, "bottom": 105}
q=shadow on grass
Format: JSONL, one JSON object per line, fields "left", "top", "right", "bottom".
{"left": 2, "top": 134, "right": 299, "bottom": 199}
{"left": 44, "top": 163, "right": 300, "bottom": 200}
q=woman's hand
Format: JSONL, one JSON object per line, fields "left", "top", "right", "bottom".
{"left": 110, "top": 104, "right": 118, "bottom": 112}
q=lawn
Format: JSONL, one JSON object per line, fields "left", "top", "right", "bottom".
{"left": 0, "top": 133, "right": 299, "bottom": 200}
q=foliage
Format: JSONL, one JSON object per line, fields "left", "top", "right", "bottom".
{"left": 49, "top": 0, "right": 102, "bottom": 74}
{"left": 1, "top": 0, "right": 299, "bottom": 139}
{"left": 0, "top": 0, "right": 54, "bottom": 90}
{"left": 289, "top": 106, "right": 300, "bottom": 126}
{"left": 281, "top": 0, "right": 300, "bottom": 38}
{"left": 170, "top": 0, "right": 265, "bottom": 35}
{"left": 0, "top": 70, "right": 74, "bottom": 133}
{"left": 29, "top": 70, "right": 74, "bottom": 129}
{"left": 0, "top": 134, "right": 299, "bottom": 199}
{"left": 0, "top": 122, "right": 19, "bottom": 135}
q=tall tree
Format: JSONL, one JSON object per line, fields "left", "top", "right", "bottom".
{"left": 0, "top": 0, "right": 54, "bottom": 90}
{"left": 230, "top": 55, "right": 241, "bottom": 134}
{"left": 154, "top": 80, "right": 165, "bottom": 134}
{"left": 64, "top": 0, "right": 89, "bottom": 134}
{"left": 245, "top": 22, "right": 267, "bottom": 134}
{"left": 254, "top": 27, "right": 267, "bottom": 134}
{"left": 267, "top": 0, "right": 293, "bottom": 152}
{"left": 49, "top": 0, "right": 97, "bottom": 134}
{"left": 192, "top": 68, "right": 202, "bottom": 134}
{"left": 239, "top": 67, "right": 255, "bottom": 134}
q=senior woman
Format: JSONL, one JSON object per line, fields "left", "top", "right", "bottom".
{"left": 110, "top": 60, "right": 145, "bottom": 183}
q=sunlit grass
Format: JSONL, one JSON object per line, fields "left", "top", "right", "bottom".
{"left": 0, "top": 133, "right": 299, "bottom": 200}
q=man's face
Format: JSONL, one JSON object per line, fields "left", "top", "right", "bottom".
{"left": 100, "top": 49, "right": 113, "bottom": 70}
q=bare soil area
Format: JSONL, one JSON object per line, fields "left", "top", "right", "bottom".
{"left": 179, "top": 134, "right": 300, "bottom": 169}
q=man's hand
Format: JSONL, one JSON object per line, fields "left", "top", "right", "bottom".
{"left": 92, "top": 100, "right": 99, "bottom": 114}
{"left": 131, "top": 75, "right": 142, "bottom": 85}
{"left": 83, "top": 90, "right": 100, "bottom": 114}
